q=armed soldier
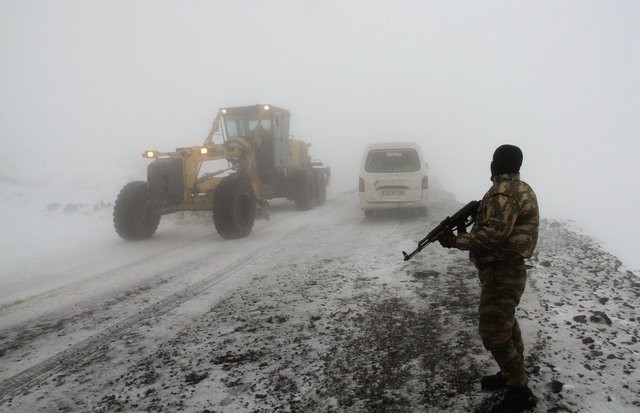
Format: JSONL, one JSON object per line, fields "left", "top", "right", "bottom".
{"left": 438, "top": 144, "right": 539, "bottom": 413}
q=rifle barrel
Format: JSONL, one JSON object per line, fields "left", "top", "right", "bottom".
{"left": 402, "top": 200, "right": 479, "bottom": 261}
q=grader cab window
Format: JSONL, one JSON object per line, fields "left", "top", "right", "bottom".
{"left": 224, "top": 116, "right": 272, "bottom": 138}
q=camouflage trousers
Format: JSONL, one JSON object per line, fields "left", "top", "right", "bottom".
{"left": 478, "top": 260, "right": 528, "bottom": 387}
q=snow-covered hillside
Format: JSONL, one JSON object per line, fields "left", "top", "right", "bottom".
{"left": 0, "top": 179, "right": 639, "bottom": 412}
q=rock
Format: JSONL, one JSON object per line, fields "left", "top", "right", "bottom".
{"left": 413, "top": 270, "right": 440, "bottom": 279}
{"left": 590, "top": 311, "right": 612, "bottom": 326}
{"left": 573, "top": 315, "right": 588, "bottom": 323}
{"left": 47, "top": 202, "right": 61, "bottom": 211}
{"left": 550, "top": 380, "right": 564, "bottom": 393}
{"left": 185, "top": 371, "right": 208, "bottom": 385}
{"left": 582, "top": 337, "right": 595, "bottom": 344}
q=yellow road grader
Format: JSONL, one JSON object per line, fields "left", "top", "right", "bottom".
{"left": 113, "top": 104, "right": 330, "bottom": 240}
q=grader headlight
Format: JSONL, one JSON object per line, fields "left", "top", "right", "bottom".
{"left": 263, "top": 105, "right": 270, "bottom": 111}
{"left": 200, "top": 147, "right": 209, "bottom": 155}
{"left": 143, "top": 150, "right": 158, "bottom": 159}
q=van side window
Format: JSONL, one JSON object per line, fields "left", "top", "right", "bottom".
{"left": 365, "top": 149, "right": 420, "bottom": 173}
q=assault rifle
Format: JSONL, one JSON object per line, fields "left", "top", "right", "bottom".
{"left": 402, "top": 200, "right": 480, "bottom": 261}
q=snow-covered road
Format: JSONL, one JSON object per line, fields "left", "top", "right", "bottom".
{"left": 0, "top": 188, "right": 639, "bottom": 412}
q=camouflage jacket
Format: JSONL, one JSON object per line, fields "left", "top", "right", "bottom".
{"left": 456, "top": 173, "right": 539, "bottom": 265}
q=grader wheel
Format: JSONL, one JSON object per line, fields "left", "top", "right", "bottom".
{"left": 294, "top": 170, "right": 317, "bottom": 210}
{"left": 315, "top": 170, "right": 327, "bottom": 206}
{"left": 113, "top": 181, "right": 161, "bottom": 240}
{"left": 213, "top": 174, "right": 256, "bottom": 239}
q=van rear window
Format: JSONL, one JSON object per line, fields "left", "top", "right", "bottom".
{"left": 365, "top": 149, "right": 421, "bottom": 173}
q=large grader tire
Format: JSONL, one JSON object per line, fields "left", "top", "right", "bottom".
{"left": 213, "top": 174, "right": 256, "bottom": 239}
{"left": 314, "top": 170, "right": 327, "bottom": 206}
{"left": 113, "top": 181, "right": 161, "bottom": 240}
{"left": 294, "top": 170, "right": 317, "bottom": 210}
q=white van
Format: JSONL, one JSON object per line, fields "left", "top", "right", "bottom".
{"left": 359, "top": 142, "right": 428, "bottom": 218}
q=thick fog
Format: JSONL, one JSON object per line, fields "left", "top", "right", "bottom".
{"left": 1, "top": 1, "right": 639, "bottom": 270}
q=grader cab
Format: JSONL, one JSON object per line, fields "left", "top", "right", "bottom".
{"left": 113, "top": 104, "right": 330, "bottom": 240}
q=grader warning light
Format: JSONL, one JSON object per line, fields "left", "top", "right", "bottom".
{"left": 143, "top": 150, "right": 158, "bottom": 159}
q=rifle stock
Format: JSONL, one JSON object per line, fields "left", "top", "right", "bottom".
{"left": 402, "top": 200, "right": 480, "bottom": 261}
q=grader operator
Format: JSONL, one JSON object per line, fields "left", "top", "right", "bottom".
{"left": 113, "top": 104, "right": 330, "bottom": 240}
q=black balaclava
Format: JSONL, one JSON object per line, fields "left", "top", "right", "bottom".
{"left": 490, "top": 144, "right": 523, "bottom": 178}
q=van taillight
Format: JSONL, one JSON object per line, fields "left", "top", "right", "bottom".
{"left": 359, "top": 177, "right": 365, "bottom": 192}
{"left": 422, "top": 176, "right": 428, "bottom": 189}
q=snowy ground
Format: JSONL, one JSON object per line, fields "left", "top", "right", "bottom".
{"left": 0, "top": 177, "right": 639, "bottom": 412}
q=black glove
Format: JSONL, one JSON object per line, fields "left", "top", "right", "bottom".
{"left": 438, "top": 227, "right": 457, "bottom": 248}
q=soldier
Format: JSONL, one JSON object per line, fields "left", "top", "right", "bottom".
{"left": 438, "top": 144, "right": 539, "bottom": 413}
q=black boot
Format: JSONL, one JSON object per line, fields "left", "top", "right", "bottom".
{"left": 481, "top": 371, "right": 506, "bottom": 391}
{"left": 488, "top": 386, "right": 537, "bottom": 413}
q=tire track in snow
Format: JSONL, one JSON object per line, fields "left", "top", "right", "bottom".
{"left": 0, "top": 192, "right": 352, "bottom": 353}
{"left": 0, "top": 191, "right": 356, "bottom": 403}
